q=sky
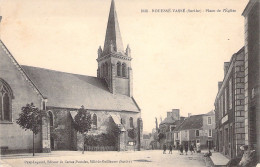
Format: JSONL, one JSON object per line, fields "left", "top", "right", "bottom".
{"left": 0, "top": 0, "right": 249, "bottom": 132}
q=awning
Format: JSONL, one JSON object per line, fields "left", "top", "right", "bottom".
{"left": 70, "top": 110, "right": 78, "bottom": 121}
{"left": 109, "top": 114, "right": 126, "bottom": 132}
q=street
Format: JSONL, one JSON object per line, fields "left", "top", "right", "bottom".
{"left": 0, "top": 150, "right": 207, "bottom": 167}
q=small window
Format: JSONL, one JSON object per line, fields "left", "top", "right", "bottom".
{"left": 129, "top": 117, "right": 133, "bottom": 128}
{"left": 208, "top": 129, "right": 212, "bottom": 137}
{"left": 48, "top": 111, "right": 54, "bottom": 127}
{"left": 105, "top": 62, "right": 108, "bottom": 76}
{"left": 121, "top": 118, "right": 125, "bottom": 124}
{"left": 208, "top": 117, "right": 212, "bottom": 125}
{"left": 117, "top": 62, "right": 121, "bottom": 76}
{"left": 122, "top": 63, "right": 127, "bottom": 77}
{"left": 229, "top": 79, "right": 232, "bottom": 109}
{"left": 42, "top": 101, "right": 46, "bottom": 110}
{"left": 102, "top": 63, "right": 105, "bottom": 76}
{"left": 196, "top": 130, "right": 200, "bottom": 137}
{"left": 225, "top": 88, "right": 228, "bottom": 113}
{"left": 92, "top": 114, "right": 97, "bottom": 129}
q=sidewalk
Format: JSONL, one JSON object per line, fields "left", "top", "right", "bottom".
{"left": 0, "top": 151, "right": 85, "bottom": 160}
{"left": 209, "top": 152, "right": 229, "bottom": 167}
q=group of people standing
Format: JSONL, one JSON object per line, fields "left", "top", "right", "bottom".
{"left": 163, "top": 143, "right": 201, "bottom": 155}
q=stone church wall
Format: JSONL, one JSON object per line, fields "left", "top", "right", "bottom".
{"left": 0, "top": 43, "right": 44, "bottom": 153}
{"left": 48, "top": 107, "right": 141, "bottom": 151}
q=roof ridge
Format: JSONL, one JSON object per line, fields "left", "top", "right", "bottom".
{"left": 21, "top": 65, "right": 99, "bottom": 79}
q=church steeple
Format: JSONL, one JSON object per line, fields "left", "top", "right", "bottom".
{"left": 97, "top": 0, "right": 133, "bottom": 97}
{"left": 103, "top": 0, "right": 124, "bottom": 56}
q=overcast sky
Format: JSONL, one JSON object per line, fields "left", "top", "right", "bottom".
{"left": 0, "top": 0, "right": 249, "bottom": 132}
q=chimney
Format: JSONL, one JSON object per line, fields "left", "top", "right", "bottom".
{"left": 188, "top": 113, "right": 192, "bottom": 117}
{"left": 167, "top": 111, "right": 172, "bottom": 118}
{"left": 224, "top": 62, "right": 230, "bottom": 76}
{"left": 218, "top": 82, "right": 223, "bottom": 91}
{"left": 172, "top": 109, "right": 180, "bottom": 120}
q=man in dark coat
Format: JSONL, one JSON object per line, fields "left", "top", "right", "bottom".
{"left": 190, "top": 144, "right": 194, "bottom": 155}
{"left": 163, "top": 144, "right": 166, "bottom": 154}
{"left": 184, "top": 143, "right": 189, "bottom": 155}
{"left": 169, "top": 145, "right": 173, "bottom": 154}
{"left": 179, "top": 144, "right": 183, "bottom": 155}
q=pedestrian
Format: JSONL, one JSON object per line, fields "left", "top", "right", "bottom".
{"left": 169, "top": 145, "right": 173, "bottom": 154}
{"left": 190, "top": 144, "right": 194, "bottom": 155}
{"left": 196, "top": 143, "right": 201, "bottom": 153}
{"left": 179, "top": 144, "right": 183, "bottom": 155}
{"left": 194, "top": 144, "right": 197, "bottom": 153}
{"left": 184, "top": 144, "right": 188, "bottom": 155}
{"left": 163, "top": 144, "right": 166, "bottom": 154}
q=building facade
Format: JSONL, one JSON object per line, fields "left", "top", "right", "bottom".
{"left": 0, "top": 0, "right": 142, "bottom": 154}
{"left": 242, "top": 0, "right": 260, "bottom": 163}
{"left": 215, "top": 47, "right": 245, "bottom": 159}
{"left": 174, "top": 111, "right": 215, "bottom": 149}
{"left": 158, "top": 109, "right": 183, "bottom": 148}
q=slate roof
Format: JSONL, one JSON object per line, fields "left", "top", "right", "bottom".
{"left": 21, "top": 65, "right": 140, "bottom": 112}
{"left": 205, "top": 110, "right": 214, "bottom": 115}
{"left": 160, "top": 116, "right": 176, "bottom": 125}
{"left": 174, "top": 115, "right": 204, "bottom": 131}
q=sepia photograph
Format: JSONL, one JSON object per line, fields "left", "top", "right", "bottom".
{"left": 0, "top": 0, "right": 259, "bottom": 166}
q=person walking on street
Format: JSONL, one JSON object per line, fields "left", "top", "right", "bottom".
{"left": 190, "top": 144, "right": 194, "bottom": 155}
{"left": 194, "top": 144, "right": 197, "bottom": 153}
{"left": 163, "top": 144, "right": 166, "bottom": 154}
{"left": 196, "top": 143, "right": 201, "bottom": 153}
{"left": 179, "top": 144, "right": 183, "bottom": 155}
{"left": 184, "top": 143, "right": 188, "bottom": 155}
{"left": 169, "top": 145, "right": 173, "bottom": 154}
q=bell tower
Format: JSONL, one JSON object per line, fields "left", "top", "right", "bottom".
{"left": 97, "top": 0, "right": 133, "bottom": 97}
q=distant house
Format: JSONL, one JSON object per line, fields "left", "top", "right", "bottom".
{"left": 158, "top": 109, "right": 184, "bottom": 148}
{"left": 173, "top": 111, "right": 215, "bottom": 149}
{"left": 141, "top": 133, "right": 153, "bottom": 150}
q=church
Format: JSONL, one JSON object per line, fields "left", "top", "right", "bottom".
{"left": 0, "top": 0, "right": 142, "bottom": 153}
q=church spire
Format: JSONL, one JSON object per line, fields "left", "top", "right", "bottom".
{"left": 103, "top": 0, "right": 124, "bottom": 55}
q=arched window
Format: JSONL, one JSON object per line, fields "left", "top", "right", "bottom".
{"left": 129, "top": 117, "right": 133, "bottom": 128}
{"left": 121, "top": 118, "right": 125, "bottom": 124}
{"left": 122, "top": 63, "right": 127, "bottom": 77}
{"left": 100, "top": 65, "right": 103, "bottom": 76}
{"left": 117, "top": 62, "right": 121, "bottom": 76}
{"left": 105, "top": 62, "right": 108, "bottom": 76}
{"left": 102, "top": 63, "right": 105, "bottom": 77}
{"left": 92, "top": 114, "right": 97, "bottom": 129}
{"left": 0, "top": 79, "right": 13, "bottom": 122}
{"left": 48, "top": 111, "right": 54, "bottom": 127}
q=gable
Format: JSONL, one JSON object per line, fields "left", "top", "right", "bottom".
{"left": 0, "top": 40, "right": 45, "bottom": 101}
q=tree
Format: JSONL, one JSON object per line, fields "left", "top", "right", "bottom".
{"left": 16, "top": 103, "right": 45, "bottom": 156}
{"left": 73, "top": 105, "right": 92, "bottom": 154}
{"left": 158, "top": 133, "right": 165, "bottom": 142}
{"left": 127, "top": 128, "right": 137, "bottom": 139}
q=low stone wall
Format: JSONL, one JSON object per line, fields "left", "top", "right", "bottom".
{"left": 84, "top": 146, "right": 116, "bottom": 151}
